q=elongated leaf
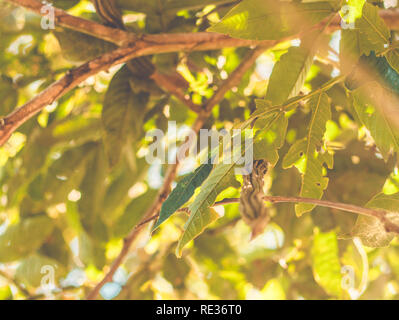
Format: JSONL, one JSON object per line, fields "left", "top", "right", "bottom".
{"left": 42, "top": 143, "right": 96, "bottom": 206}
{"left": 340, "top": 29, "right": 372, "bottom": 71}
{"left": 282, "top": 92, "right": 332, "bottom": 216}
{"left": 0, "top": 75, "right": 17, "bottom": 114}
{"left": 102, "top": 65, "right": 149, "bottom": 167}
{"left": 39, "top": 228, "right": 70, "bottom": 266}
{"left": 311, "top": 230, "right": 342, "bottom": 297}
{"left": 266, "top": 45, "right": 315, "bottom": 105}
{"left": 253, "top": 111, "right": 288, "bottom": 165}
{"left": 208, "top": 0, "right": 334, "bottom": 40}
{"left": 340, "top": 3, "right": 390, "bottom": 71}
{"left": 78, "top": 143, "right": 108, "bottom": 239}
{"left": 113, "top": 189, "right": 158, "bottom": 238}
{"left": 352, "top": 192, "right": 399, "bottom": 247}
{"left": 352, "top": 83, "right": 399, "bottom": 160}
{"left": 385, "top": 48, "right": 399, "bottom": 75}
{"left": 176, "top": 165, "right": 238, "bottom": 257}
{"left": 355, "top": 2, "right": 390, "bottom": 55}
{"left": 78, "top": 231, "right": 106, "bottom": 270}
{"left": 152, "top": 163, "right": 213, "bottom": 231}
{"left": 54, "top": 29, "right": 116, "bottom": 62}
{"left": 176, "top": 111, "right": 287, "bottom": 256}
{"left": 0, "top": 215, "right": 54, "bottom": 262}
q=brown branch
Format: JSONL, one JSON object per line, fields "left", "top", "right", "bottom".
{"left": 6, "top": 0, "right": 135, "bottom": 46}
{"left": 85, "top": 47, "right": 265, "bottom": 300}
{"left": 0, "top": 34, "right": 274, "bottom": 146}
{"left": 8, "top": 0, "right": 399, "bottom": 47}
{"left": 4, "top": 1, "right": 398, "bottom": 146}
{"left": 209, "top": 196, "right": 399, "bottom": 234}
{"left": 9, "top": 0, "right": 394, "bottom": 145}
{"left": 6, "top": 0, "right": 274, "bottom": 48}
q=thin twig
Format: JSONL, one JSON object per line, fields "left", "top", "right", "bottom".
{"left": 208, "top": 196, "right": 399, "bottom": 234}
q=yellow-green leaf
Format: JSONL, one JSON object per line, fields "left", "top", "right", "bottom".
{"left": 0, "top": 216, "right": 54, "bottom": 263}
{"left": 352, "top": 83, "right": 399, "bottom": 160}
{"left": 282, "top": 92, "right": 332, "bottom": 216}
{"left": 312, "top": 230, "right": 342, "bottom": 297}
{"left": 353, "top": 192, "right": 399, "bottom": 247}
{"left": 208, "top": 0, "right": 334, "bottom": 40}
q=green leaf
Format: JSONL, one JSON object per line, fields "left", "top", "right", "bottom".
{"left": 54, "top": 29, "right": 116, "bottom": 62}
{"left": 0, "top": 215, "right": 54, "bottom": 262}
{"left": 53, "top": 0, "right": 80, "bottom": 10}
{"left": 176, "top": 164, "right": 240, "bottom": 257}
{"left": 113, "top": 189, "right": 158, "bottom": 238}
{"left": 102, "top": 65, "right": 149, "bottom": 167}
{"left": 352, "top": 192, "right": 399, "bottom": 247}
{"left": 208, "top": 0, "right": 334, "bottom": 40}
{"left": 39, "top": 228, "right": 70, "bottom": 266}
{"left": 15, "top": 254, "right": 66, "bottom": 288}
{"left": 352, "top": 83, "right": 399, "bottom": 160}
{"left": 340, "top": 29, "right": 371, "bottom": 71}
{"left": 176, "top": 110, "right": 288, "bottom": 256}
{"left": 253, "top": 111, "right": 288, "bottom": 165}
{"left": 102, "top": 157, "right": 149, "bottom": 224}
{"left": 78, "top": 143, "right": 108, "bottom": 239}
{"left": 42, "top": 143, "right": 96, "bottom": 206}
{"left": 265, "top": 45, "right": 315, "bottom": 105}
{"left": 78, "top": 231, "right": 106, "bottom": 270}
{"left": 385, "top": 48, "right": 399, "bottom": 74}
{"left": 0, "top": 286, "right": 12, "bottom": 300}
{"left": 163, "top": 253, "right": 190, "bottom": 288}
{"left": 311, "top": 230, "right": 342, "bottom": 297}
{"left": 176, "top": 207, "right": 221, "bottom": 258}
{"left": 0, "top": 75, "right": 18, "bottom": 114}
{"left": 153, "top": 163, "right": 213, "bottom": 231}
{"left": 282, "top": 92, "right": 332, "bottom": 216}
{"left": 355, "top": 2, "right": 390, "bottom": 55}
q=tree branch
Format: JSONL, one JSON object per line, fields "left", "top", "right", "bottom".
{"left": 7, "top": 0, "right": 274, "bottom": 48}
{"left": 6, "top": 0, "right": 135, "bottom": 46}
{"left": 85, "top": 47, "right": 265, "bottom": 300}
{"left": 209, "top": 196, "right": 399, "bottom": 234}
{"left": 0, "top": 18, "right": 276, "bottom": 145}
{"left": 8, "top": 0, "right": 399, "bottom": 47}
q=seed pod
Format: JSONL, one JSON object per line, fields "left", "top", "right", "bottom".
{"left": 239, "top": 160, "right": 270, "bottom": 239}
{"left": 93, "top": 0, "right": 125, "bottom": 29}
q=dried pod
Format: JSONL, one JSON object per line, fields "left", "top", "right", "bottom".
{"left": 93, "top": 0, "right": 125, "bottom": 29}
{"left": 239, "top": 160, "right": 270, "bottom": 239}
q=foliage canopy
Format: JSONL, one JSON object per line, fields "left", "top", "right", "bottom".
{"left": 1, "top": 0, "right": 399, "bottom": 300}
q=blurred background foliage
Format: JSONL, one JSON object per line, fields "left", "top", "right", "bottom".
{"left": 0, "top": 0, "right": 398, "bottom": 300}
